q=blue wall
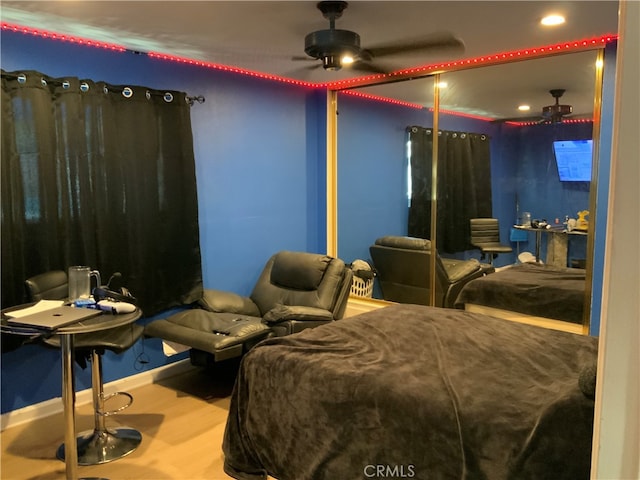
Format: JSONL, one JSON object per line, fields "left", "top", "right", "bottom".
{"left": 497, "top": 121, "right": 593, "bottom": 264}
{"left": 1, "top": 31, "right": 326, "bottom": 413}
{"left": 0, "top": 30, "right": 615, "bottom": 413}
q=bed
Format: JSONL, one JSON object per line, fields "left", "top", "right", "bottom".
{"left": 454, "top": 263, "right": 587, "bottom": 332}
{"left": 222, "top": 304, "right": 598, "bottom": 480}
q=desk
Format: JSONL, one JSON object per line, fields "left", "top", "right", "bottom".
{"left": 513, "top": 225, "right": 587, "bottom": 266}
{"left": 1, "top": 306, "right": 141, "bottom": 480}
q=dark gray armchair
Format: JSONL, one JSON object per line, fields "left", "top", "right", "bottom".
{"left": 145, "top": 250, "right": 353, "bottom": 366}
{"left": 369, "top": 236, "right": 494, "bottom": 308}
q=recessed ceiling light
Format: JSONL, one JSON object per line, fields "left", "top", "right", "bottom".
{"left": 518, "top": 105, "right": 531, "bottom": 112}
{"left": 541, "top": 14, "right": 565, "bottom": 26}
{"left": 436, "top": 81, "right": 448, "bottom": 88}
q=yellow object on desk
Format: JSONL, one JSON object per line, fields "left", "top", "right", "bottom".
{"left": 575, "top": 210, "right": 589, "bottom": 231}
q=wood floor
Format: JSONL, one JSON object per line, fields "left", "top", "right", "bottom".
{"left": 1, "top": 359, "right": 249, "bottom": 480}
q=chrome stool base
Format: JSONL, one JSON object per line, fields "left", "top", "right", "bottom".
{"left": 57, "top": 426, "right": 142, "bottom": 465}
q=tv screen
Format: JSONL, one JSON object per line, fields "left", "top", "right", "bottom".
{"left": 553, "top": 139, "right": 593, "bottom": 182}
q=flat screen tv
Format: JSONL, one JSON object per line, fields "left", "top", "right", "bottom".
{"left": 553, "top": 139, "right": 593, "bottom": 182}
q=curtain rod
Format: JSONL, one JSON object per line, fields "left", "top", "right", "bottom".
{"left": 1, "top": 71, "right": 205, "bottom": 107}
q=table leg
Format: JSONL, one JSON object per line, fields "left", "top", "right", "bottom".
{"left": 61, "top": 334, "right": 78, "bottom": 480}
{"left": 535, "top": 230, "right": 542, "bottom": 262}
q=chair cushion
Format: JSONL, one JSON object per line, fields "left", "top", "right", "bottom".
{"left": 250, "top": 251, "right": 346, "bottom": 315}
{"left": 477, "top": 242, "right": 513, "bottom": 254}
{"left": 43, "top": 323, "right": 144, "bottom": 354}
{"left": 263, "top": 305, "right": 334, "bottom": 324}
{"left": 270, "top": 251, "right": 330, "bottom": 290}
{"left": 441, "top": 258, "right": 481, "bottom": 282}
{"left": 25, "top": 270, "right": 68, "bottom": 301}
{"left": 375, "top": 236, "right": 430, "bottom": 251}
{"left": 144, "top": 309, "right": 271, "bottom": 355}
{"left": 199, "top": 289, "right": 261, "bottom": 316}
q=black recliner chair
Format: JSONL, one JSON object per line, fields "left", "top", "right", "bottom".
{"left": 24, "top": 270, "right": 144, "bottom": 466}
{"left": 369, "top": 236, "right": 494, "bottom": 308}
{"left": 144, "top": 250, "right": 353, "bottom": 366}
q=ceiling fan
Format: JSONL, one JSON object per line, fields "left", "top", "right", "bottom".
{"left": 541, "top": 89, "right": 574, "bottom": 123}
{"left": 294, "top": 1, "right": 465, "bottom": 73}
{"left": 500, "top": 89, "right": 580, "bottom": 124}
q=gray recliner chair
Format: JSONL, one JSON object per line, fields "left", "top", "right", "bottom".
{"left": 369, "top": 236, "right": 494, "bottom": 308}
{"left": 144, "top": 250, "right": 353, "bottom": 366}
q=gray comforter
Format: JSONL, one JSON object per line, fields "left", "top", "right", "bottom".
{"left": 223, "top": 304, "right": 597, "bottom": 480}
{"left": 454, "top": 263, "right": 586, "bottom": 324}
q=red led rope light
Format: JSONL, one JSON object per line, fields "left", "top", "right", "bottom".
{"left": 324, "top": 34, "right": 618, "bottom": 89}
{"left": 2, "top": 22, "right": 611, "bottom": 123}
{"left": 1, "top": 23, "right": 127, "bottom": 52}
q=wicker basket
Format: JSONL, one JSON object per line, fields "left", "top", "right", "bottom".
{"left": 350, "top": 275, "right": 374, "bottom": 298}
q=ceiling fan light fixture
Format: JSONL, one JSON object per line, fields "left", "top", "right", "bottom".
{"left": 541, "top": 14, "right": 565, "bottom": 26}
{"left": 322, "top": 55, "right": 342, "bottom": 71}
{"left": 341, "top": 54, "right": 355, "bottom": 65}
{"left": 304, "top": 28, "right": 361, "bottom": 70}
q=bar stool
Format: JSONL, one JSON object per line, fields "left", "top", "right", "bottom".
{"left": 25, "top": 271, "right": 144, "bottom": 465}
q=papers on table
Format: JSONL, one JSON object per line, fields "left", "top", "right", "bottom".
{"left": 4, "top": 300, "right": 65, "bottom": 318}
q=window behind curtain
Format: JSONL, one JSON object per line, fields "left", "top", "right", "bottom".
{"left": 407, "top": 126, "right": 493, "bottom": 254}
{"left": 1, "top": 70, "right": 203, "bottom": 315}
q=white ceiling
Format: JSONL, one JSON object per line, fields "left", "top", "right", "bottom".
{"left": 1, "top": 1, "right": 620, "bottom": 119}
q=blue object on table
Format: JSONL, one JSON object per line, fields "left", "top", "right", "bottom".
{"left": 510, "top": 227, "right": 529, "bottom": 242}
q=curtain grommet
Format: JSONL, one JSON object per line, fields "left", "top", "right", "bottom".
{"left": 163, "top": 92, "right": 174, "bottom": 103}
{"left": 122, "top": 87, "right": 133, "bottom": 98}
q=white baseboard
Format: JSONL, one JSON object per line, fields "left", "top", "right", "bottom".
{"left": 1, "top": 359, "right": 193, "bottom": 432}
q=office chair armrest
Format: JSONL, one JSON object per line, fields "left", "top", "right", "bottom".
{"left": 441, "top": 258, "right": 481, "bottom": 282}
{"left": 263, "top": 305, "right": 334, "bottom": 324}
{"left": 198, "top": 289, "right": 261, "bottom": 316}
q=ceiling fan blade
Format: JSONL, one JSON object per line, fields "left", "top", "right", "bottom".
{"left": 292, "top": 55, "right": 317, "bottom": 62}
{"left": 349, "top": 61, "right": 390, "bottom": 74}
{"left": 363, "top": 32, "right": 465, "bottom": 59}
{"left": 492, "top": 115, "right": 544, "bottom": 124}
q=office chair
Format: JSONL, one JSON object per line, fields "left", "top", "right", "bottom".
{"left": 25, "top": 271, "right": 144, "bottom": 465}
{"left": 469, "top": 218, "right": 513, "bottom": 265}
{"left": 145, "top": 250, "right": 353, "bottom": 366}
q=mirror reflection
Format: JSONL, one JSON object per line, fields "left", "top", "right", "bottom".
{"left": 336, "top": 50, "right": 599, "bottom": 334}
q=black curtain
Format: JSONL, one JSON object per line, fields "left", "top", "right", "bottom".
{"left": 407, "top": 126, "right": 492, "bottom": 253}
{"left": 1, "top": 70, "right": 203, "bottom": 315}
